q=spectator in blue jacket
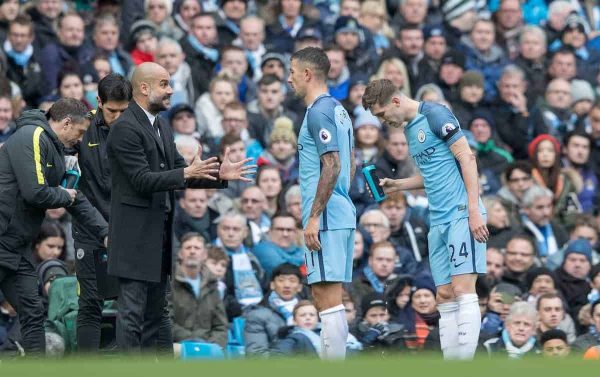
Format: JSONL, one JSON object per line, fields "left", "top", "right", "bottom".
{"left": 252, "top": 212, "right": 303, "bottom": 281}
{"left": 325, "top": 45, "right": 351, "bottom": 101}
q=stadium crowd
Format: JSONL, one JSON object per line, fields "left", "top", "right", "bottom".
{"left": 1, "top": 0, "right": 600, "bottom": 360}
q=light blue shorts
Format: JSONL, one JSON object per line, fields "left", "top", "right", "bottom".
{"left": 305, "top": 229, "right": 355, "bottom": 285}
{"left": 428, "top": 216, "right": 487, "bottom": 286}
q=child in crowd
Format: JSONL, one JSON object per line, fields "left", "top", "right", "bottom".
{"left": 273, "top": 300, "right": 321, "bottom": 356}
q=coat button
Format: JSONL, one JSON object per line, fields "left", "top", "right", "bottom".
{"left": 160, "top": 163, "right": 165, "bottom": 168}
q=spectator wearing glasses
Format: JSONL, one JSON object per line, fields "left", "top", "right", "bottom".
{"left": 252, "top": 212, "right": 303, "bottom": 281}
{"left": 239, "top": 185, "right": 270, "bottom": 246}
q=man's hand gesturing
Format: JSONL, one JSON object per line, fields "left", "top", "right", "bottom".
{"left": 184, "top": 154, "right": 220, "bottom": 180}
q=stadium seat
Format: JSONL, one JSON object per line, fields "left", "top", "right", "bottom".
{"left": 180, "top": 342, "right": 225, "bottom": 360}
{"left": 229, "top": 317, "right": 246, "bottom": 345}
{"left": 225, "top": 344, "right": 246, "bottom": 359}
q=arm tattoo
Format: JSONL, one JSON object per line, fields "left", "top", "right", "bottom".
{"left": 350, "top": 148, "right": 356, "bottom": 183}
{"left": 310, "top": 152, "right": 341, "bottom": 218}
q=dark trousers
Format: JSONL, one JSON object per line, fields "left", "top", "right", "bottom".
{"left": 75, "top": 253, "right": 103, "bottom": 352}
{"left": 116, "top": 277, "right": 172, "bottom": 354}
{"left": 0, "top": 258, "right": 45, "bottom": 355}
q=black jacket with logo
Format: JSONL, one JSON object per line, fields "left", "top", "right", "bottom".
{"left": 72, "top": 110, "right": 111, "bottom": 250}
{"left": 0, "top": 110, "right": 107, "bottom": 270}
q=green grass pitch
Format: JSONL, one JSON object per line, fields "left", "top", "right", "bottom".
{"left": 1, "top": 355, "right": 597, "bottom": 377}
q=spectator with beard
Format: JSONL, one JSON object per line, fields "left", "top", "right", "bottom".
{"left": 379, "top": 192, "right": 428, "bottom": 264}
{"left": 536, "top": 292, "right": 576, "bottom": 344}
{"left": 239, "top": 186, "right": 270, "bottom": 246}
{"left": 39, "top": 12, "right": 94, "bottom": 96}
{"left": 497, "top": 162, "right": 535, "bottom": 223}
{"left": 180, "top": 13, "right": 221, "bottom": 100}
{"left": 351, "top": 241, "right": 399, "bottom": 305}
{"left": 514, "top": 25, "right": 548, "bottom": 105}
{"left": 483, "top": 196, "right": 520, "bottom": 250}
{"left": 252, "top": 212, "right": 303, "bottom": 281}
{"left": 520, "top": 186, "right": 569, "bottom": 261}
{"left": 174, "top": 189, "right": 220, "bottom": 244}
{"left": 501, "top": 235, "right": 538, "bottom": 291}
{"left": 561, "top": 131, "right": 598, "bottom": 214}
{"left": 555, "top": 239, "right": 593, "bottom": 321}
{"left": 486, "top": 248, "right": 505, "bottom": 286}
{"left": 170, "top": 232, "right": 228, "bottom": 347}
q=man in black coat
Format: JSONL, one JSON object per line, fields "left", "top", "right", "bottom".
{"left": 72, "top": 74, "right": 132, "bottom": 352}
{"left": 106, "top": 62, "right": 254, "bottom": 354}
{"left": 0, "top": 99, "right": 108, "bottom": 355}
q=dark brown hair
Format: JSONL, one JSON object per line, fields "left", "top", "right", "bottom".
{"left": 362, "top": 79, "right": 398, "bottom": 111}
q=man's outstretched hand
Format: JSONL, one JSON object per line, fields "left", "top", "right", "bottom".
{"left": 184, "top": 154, "right": 220, "bottom": 181}
{"left": 218, "top": 146, "right": 257, "bottom": 182}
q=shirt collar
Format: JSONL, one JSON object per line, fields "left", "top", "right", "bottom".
{"left": 137, "top": 101, "right": 156, "bottom": 126}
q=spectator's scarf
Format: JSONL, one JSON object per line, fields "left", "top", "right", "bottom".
{"left": 186, "top": 34, "right": 219, "bottom": 63}
{"left": 521, "top": 215, "right": 558, "bottom": 258}
{"left": 220, "top": 243, "right": 263, "bottom": 307}
{"left": 293, "top": 327, "right": 322, "bottom": 354}
{"left": 3, "top": 40, "right": 33, "bottom": 67}
{"left": 363, "top": 266, "right": 385, "bottom": 293}
{"left": 268, "top": 291, "right": 297, "bottom": 325}
{"left": 278, "top": 15, "right": 304, "bottom": 38}
{"left": 108, "top": 52, "right": 125, "bottom": 76}
{"left": 501, "top": 329, "right": 536, "bottom": 359}
{"left": 223, "top": 18, "right": 240, "bottom": 36}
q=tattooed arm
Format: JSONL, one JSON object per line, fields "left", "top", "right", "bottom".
{"left": 305, "top": 152, "right": 340, "bottom": 250}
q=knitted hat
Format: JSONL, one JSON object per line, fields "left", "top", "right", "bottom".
{"left": 412, "top": 273, "right": 436, "bottom": 296}
{"left": 525, "top": 267, "right": 557, "bottom": 291}
{"left": 468, "top": 109, "right": 496, "bottom": 130}
{"left": 350, "top": 72, "right": 369, "bottom": 89}
{"left": 261, "top": 52, "right": 286, "bottom": 68}
{"left": 297, "top": 27, "right": 323, "bottom": 41}
{"left": 360, "top": 292, "right": 387, "bottom": 315}
{"left": 269, "top": 116, "right": 296, "bottom": 145}
{"left": 562, "top": 13, "right": 587, "bottom": 37}
{"left": 440, "top": 50, "right": 466, "bottom": 69}
{"left": 442, "top": 0, "right": 477, "bottom": 22}
{"left": 571, "top": 79, "right": 595, "bottom": 105}
{"left": 354, "top": 110, "right": 381, "bottom": 130}
{"left": 540, "top": 329, "right": 568, "bottom": 346}
{"left": 527, "top": 134, "right": 560, "bottom": 160}
{"left": 459, "top": 70, "right": 485, "bottom": 91}
{"left": 129, "top": 20, "right": 157, "bottom": 48}
{"left": 564, "top": 238, "right": 593, "bottom": 263}
{"left": 424, "top": 24, "right": 445, "bottom": 41}
{"left": 168, "top": 103, "right": 195, "bottom": 122}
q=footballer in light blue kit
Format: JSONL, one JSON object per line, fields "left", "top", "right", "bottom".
{"left": 288, "top": 47, "right": 356, "bottom": 360}
{"left": 362, "top": 79, "right": 489, "bottom": 361}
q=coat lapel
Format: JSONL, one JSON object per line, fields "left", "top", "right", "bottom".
{"left": 129, "top": 101, "right": 166, "bottom": 158}
{"left": 157, "top": 117, "right": 174, "bottom": 168}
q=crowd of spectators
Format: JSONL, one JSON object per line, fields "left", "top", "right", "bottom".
{"left": 1, "top": 0, "right": 600, "bottom": 360}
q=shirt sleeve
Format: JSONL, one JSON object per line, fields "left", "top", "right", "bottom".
{"left": 426, "top": 104, "right": 464, "bottom": 147}
{"left": 306, "top": 107, "right": 339, "bottom": 156}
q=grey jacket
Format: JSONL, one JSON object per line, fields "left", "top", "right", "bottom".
{"left": 243, "top": 301, "right": 287, "bottom": 356}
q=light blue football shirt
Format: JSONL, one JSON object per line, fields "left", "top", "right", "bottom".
{"left": 404, "top": 102, "right": 485, "bottom": 226}
{"left": 298, "top": 94, "right": 356, "bottom": 230}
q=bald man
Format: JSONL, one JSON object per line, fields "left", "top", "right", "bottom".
{"left": 106, "top": 62, "right": 255, "bottom": 354}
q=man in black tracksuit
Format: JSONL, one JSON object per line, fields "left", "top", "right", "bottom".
{"left": 72, "top": 74, "right": 132, "bottom": 351}
{"left": 0, "top": 99, "right": 107, "bottom": 355}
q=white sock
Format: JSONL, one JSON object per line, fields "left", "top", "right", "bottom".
{"left": 456, "top": 294, "right": 481, "bottom": 360}
{"left": 437, "top": 300, "right": 460, "bottom": 360}
{"left": 319, "top": 304, "right": 348, "bottom": 360}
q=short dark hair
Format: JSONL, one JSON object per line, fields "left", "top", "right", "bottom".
{"left": 476, "top": 276, "right": 490, "bottom": 299}
{"left": 221, "top": 45, "right": 245, "bottom": 60}
{"left": 507, "top": 233, "right": 538, "bottom": 256}
{"left": 290, "top": 47, "right": 330, "bottom": 81}
{"left": 219, "top": 133, "right": 243, "bottom": 155}
{"left": 271, "top": 211, "right": 296, "bottom": 226}
{"left": 98, "top": 74, "right": 133, "bottom": 104}
{"left": 9, "top": 14, "right": 33, "bottom": 33}
{"left": 179, "top": 232, "right": 206, "bottom": 247}
{"left": 551, "top": 46, "right": 576, "bottom": 61}
{"left": 47, "top": 98, "right": 89, "bottom": 124}
{"left": 398, "top": 23, "right": 422, "bottom": 36}
{"left": 271, "top": 262, "right": 302, "bottom": 281}
{"left": 206, "top": 245, "right": 229, "bottom": 263}
{"left": 257, "top": 74, "right": 281, "bottom": 88}
{"left": 564, "top": 130, "right": 592, "bottom": 148}
{"left": 57, "top": 11, "right": 83, "bottom": 30}
{"left": 191, "top": 12, "right": 217, "bottom": 26}
{"left": 362, "top": 79, "right": 398, "bottom": 111}
{"left": 540, "top": 329, "right": 568, "bottom": 346}
{"left": 503, "top": 161, "right": 532, "bottom": 182}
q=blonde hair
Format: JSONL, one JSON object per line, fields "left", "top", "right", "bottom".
{"left": 360, "top": 1, "right": 394, "bottom": 39}
{"left": 209, "top": 72, "right": 239, "bottom": 97}
{"left": 371, "top": 58, "right": 411, "bottom": 97}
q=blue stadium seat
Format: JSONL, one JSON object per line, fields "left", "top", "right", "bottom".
{"left": 229, "top": 317, "right": 246, "bottom": 346}
{"left": 180, "top": 342, "right": 225, "bottom": 360}
{"left": 225, "top": 344, "right": 246, "bottom": 359}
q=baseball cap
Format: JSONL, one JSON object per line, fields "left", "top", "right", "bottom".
{"left": 168, "top": 103, "right": 195, "bottom": 123}
{"left": 424, "top": 24, "right": 445, "bottom": 41}
{"left": 334, "top": 16, "right": 361, "bottom": 35}
{"left": 361, "top": 292, "right": 387, "bottom": 315}
{"left": 297, "top": 27, "right": 323, "bottom": 41}
{"left": 261, "top": 52, "right": 286, "bottom": 69}
{"left": 440, "top": 50, "right": 466, "bottom": 69}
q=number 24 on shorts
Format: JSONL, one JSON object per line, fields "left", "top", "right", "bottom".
{"left": 449, "top": 242, "right": 468, "bottom": 268}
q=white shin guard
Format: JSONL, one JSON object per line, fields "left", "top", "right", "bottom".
{"left": 319, "top": 304, "right": 348, "bottom": 360}
{"left": 437, "top": 300, "right": 460, "bottom": 360}
{"left": 456, "top": 294, "right": 481, "bottom": 360}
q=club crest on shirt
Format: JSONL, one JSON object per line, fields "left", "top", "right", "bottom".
{"left": 417, "top": 129, "right": 426, "bottom": 143}
{"left": 319, "top": 128, "right": 332, "bottom": 144}
{"left": 441, "top": 123, "right": 456, "bottom": 137}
